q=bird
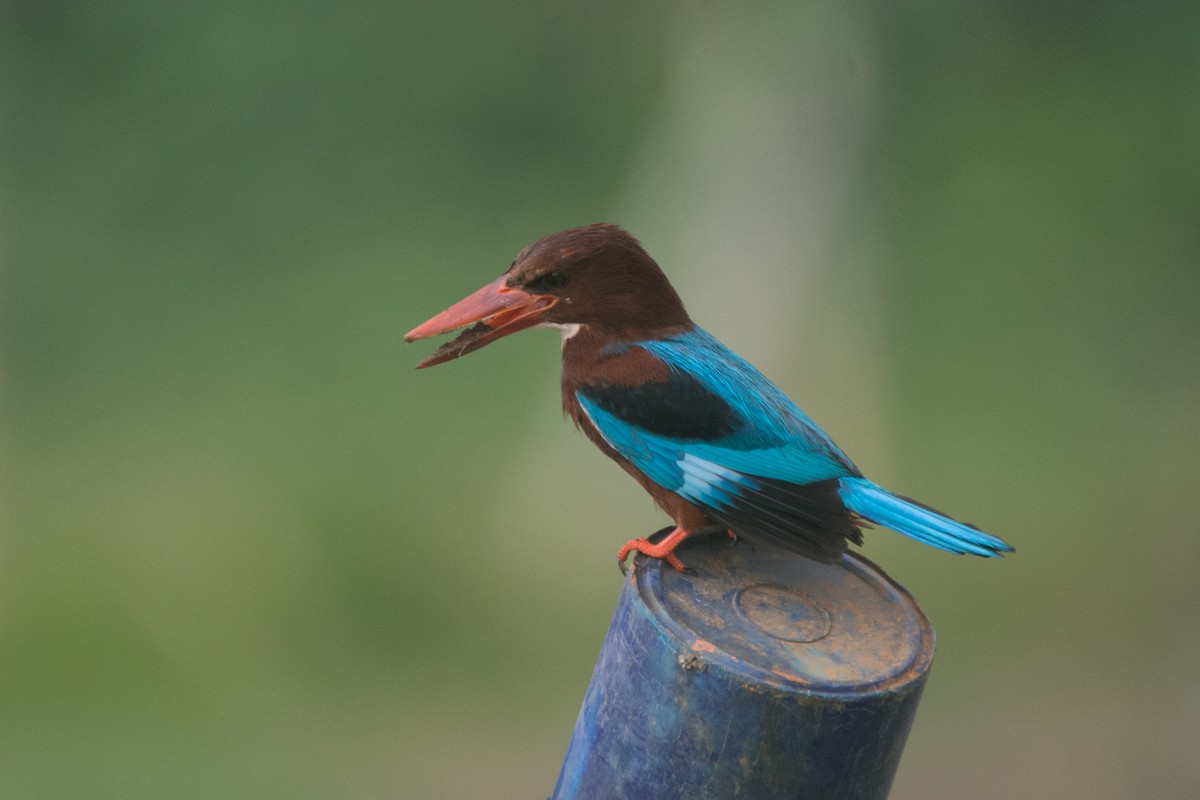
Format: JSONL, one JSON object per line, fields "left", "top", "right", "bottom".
{"left": 405, "top": 223, "right": 1013, "bottom": 571}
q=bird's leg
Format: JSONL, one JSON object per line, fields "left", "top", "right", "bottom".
{"left": 618, "top": 526, "right": 694, "bottom": 573}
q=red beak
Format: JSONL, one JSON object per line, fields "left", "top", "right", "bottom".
{"left": 405, "top": 276, "right": 558, "bottom": 368}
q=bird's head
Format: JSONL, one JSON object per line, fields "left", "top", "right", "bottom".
{"left": 406, "top": 223, "right": 690, "bottom": 368}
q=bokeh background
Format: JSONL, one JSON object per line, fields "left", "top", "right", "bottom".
{"left": 3, "top": 2, "right": 1198, "bottom": 798}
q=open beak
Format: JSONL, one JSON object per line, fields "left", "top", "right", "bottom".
{"left": 405, "top": 276, "right": 558, "bottom": 368}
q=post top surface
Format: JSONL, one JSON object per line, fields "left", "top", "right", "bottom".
{"left": 633, "top": 536, "right": 935, "bottom": 694}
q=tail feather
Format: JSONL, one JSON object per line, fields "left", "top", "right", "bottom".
{"left": 839, "top": 477, "right": 1013, "bottom": 557}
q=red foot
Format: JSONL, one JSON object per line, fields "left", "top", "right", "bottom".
{"left": 618, "top": 527, "right": 695, "bottom": 572}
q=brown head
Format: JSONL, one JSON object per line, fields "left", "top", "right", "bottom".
{"left": 405, "top": 224, "right": 691, "bottom": 367}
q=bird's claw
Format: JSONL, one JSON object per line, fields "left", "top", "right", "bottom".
{"left": 617, "top": 527, "right": 694, "bottom": 573}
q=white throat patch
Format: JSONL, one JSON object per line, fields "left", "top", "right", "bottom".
{"left": 540, "top": 322, "right": 583, "bottom": 345}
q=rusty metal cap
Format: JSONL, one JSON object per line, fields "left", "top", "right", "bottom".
{"left": 634, "top": 535, "right": 935, "bottom": 695}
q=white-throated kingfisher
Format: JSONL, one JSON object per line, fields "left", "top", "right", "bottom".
{"left": 406, "top": 224, "right": 1013, "bottom": 571}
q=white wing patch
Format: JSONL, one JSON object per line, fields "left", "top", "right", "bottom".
{"left": 677, "top": 452, "right": 752, "bottom": 510}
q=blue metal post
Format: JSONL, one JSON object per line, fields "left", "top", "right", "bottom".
{"left": 552, "top": 535, "right": 935, "bottom": 800}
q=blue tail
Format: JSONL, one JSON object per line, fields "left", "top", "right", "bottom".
{"left": 839, "top": 477, "right": 1013, "bottom": 557}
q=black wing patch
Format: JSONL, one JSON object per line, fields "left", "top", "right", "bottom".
{"left": 706, "top": 477, "right": 864, "bottom": 564}
{"left": 578, "top": 373, "right": 743, "bottom": 441}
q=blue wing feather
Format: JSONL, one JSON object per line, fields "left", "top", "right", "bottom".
{"left": 584, "top": 327, "right": 858, "bottom": 490}
{"left": 576, "top": 328, "right": 865, "bottom": 560}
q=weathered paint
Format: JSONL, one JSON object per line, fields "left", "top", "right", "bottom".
{"left": 551, "top": 536, "right": 935, "bottom": 800}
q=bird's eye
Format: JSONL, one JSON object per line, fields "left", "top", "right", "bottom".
{"left": 527, "top": 271, "right": 569, "bottom": 292}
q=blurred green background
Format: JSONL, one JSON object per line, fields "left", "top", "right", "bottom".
{"left": 3, "top": 1, "right": 1198, "bottom": 797}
